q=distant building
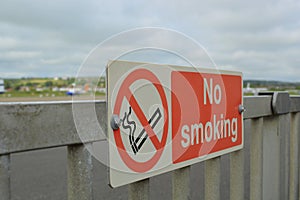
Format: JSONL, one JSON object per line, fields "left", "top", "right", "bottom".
{"left": 243, "top": 83, "right": 267, "bottom": 95}
{"left": 0, "top": 79, "right": 5, "bottom": 94}
{"left": 52, "top": 87, "right": 59, "bottom": 92}
{"left": 20, "top": 86, "right": 30, "bottom": 92}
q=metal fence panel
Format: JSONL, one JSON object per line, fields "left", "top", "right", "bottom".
{"left": 0, "top": 95, "right": 299, "bottom": 200}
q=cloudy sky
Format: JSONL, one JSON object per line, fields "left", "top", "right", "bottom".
{"left": 0, "top": 0, "right": 300, "bottom": 81}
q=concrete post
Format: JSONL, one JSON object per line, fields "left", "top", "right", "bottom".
{"left": 250, "top": 118, "right": 263, "bottom": 200}
{"left": 128, "top": 179, "right": 149, "bottom": 200}
{"left": 67, "top": 144, "right": 93, "bottom": 200}
{"left": 279, "top": 114, "right": 290, "bottom": 200}
{"left": 172, "top": 166, "right": 190, "bottom": 200}
{"left": 263, "top": 116, "right": 280, "bottom": 200}
{"left": 0, "top": 154, "right": 10, "bottom": 200}
{"left": 205, "top": 157, "right": 221, "bottom": 200}
{"left": 290, "top": 113, "right": 299, "bottom": 200}
{"left": 230, "top": 150, "right": 244, "bottom": 200}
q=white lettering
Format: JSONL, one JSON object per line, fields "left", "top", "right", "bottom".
{"left": 180, "top": 114, "right": 239, "bottom": 148}
{"left": 224, "top": 119, "right": 231, "bottom": 137}
{"left": 205, "top": 121, "right": 212, "bottom": 142}
{"left": 231, "top": 118, "right": 238, "bottom": 142}
{"left": 214, "top": 84, "right": 221, "bottom": 104}
{"left": 213, "top": 114, "right": 221, "bottom": 140}
{"left": 181, "top": 125, "right": 190, "bottom": 148}
{"left": 204, "top": 78, "right": 222, "bottom": 105}
{"left": 204, "top": 78, "right": 213, "bottom": 105}
{"left": 191, "top": 123, "right": 203, "bottom": 145}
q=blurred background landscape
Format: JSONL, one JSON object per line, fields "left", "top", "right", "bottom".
{"left": 0, "top": 77, "right": 106, "bottom": 101}
{"left": 0, "top": 76, "right": 299, "bottom": 102}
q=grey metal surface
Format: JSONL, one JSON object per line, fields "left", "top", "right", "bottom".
{"left": 243, "top": 96, "right": 273, "bottom": 119}
{"left": 190, "top": 162, "right": 205, "bottom": 200}
{"left": 289, "top": 113, "right": 299, "bottom": 200}
{"left": 1, "top": 95, "right": 297, "bottom": 155}
{"left": 128, "top": 179, "right": 149, "bottom": 200}
{"left": 290, "top": 96, "right": 300, "bottom": 112}
{"left": 10, "top": 147, "right": 128, "bottom": 200}
{"left": 0, "top": 101, "right": 106, "bottom": 155}
{"left": 172, "top": 166, "right": 190, "bottom": 200}
{"left": 220, "top": 155, "right": 230, "bottom": 200}
{"left": 263, "top": 116, "right": 280, "bottom": 200}
{"left": 149, "top": 171, "right": 172, "bottom": 200}
{"left": 205, "top": 157, "right": 221, "bottom": 200}
{"left": 258, "top": 92, "right": 291, "bottom": 114}
{"left": 230, "top": 150, "right": 244, "bottom": 200}
{"left": 0, "top": 95, "right": 300, "bottom": 199}
{"left": 11, "top": 147, "right": 68, "bottom": 200}
{"left": 272, "top": 92, "right": 290, "bottom": 114}
{"left": 250, "top": 118, "right": 263, "bottom": 200}
{"left": 243, "top": 119, "right": 251, "bottom": 200}
{"left": 0, "top": 155, "right": 10, "bottom": 200}
{"left": 67, "top": 144, "right": 93, "bottom": 200}
{"left": 278, "top": 114, "right": 290, "bottom": 200}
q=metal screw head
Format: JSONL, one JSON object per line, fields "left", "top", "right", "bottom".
{"left": 238, "top": 104, "right": 246, "bottom": 114}
{"left": 110, "top": 115, "right": 121, "bottom": 130}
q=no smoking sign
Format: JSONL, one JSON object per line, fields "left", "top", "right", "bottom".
{"left": 107, "top": 60, "right": 243, "bottom": 187}
{"left": 112, "top": 68, "right": 169, "bottom": 173}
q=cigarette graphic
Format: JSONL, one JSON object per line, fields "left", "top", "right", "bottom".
{"left": 130, "top": 107, "right": 162, "bottom": 154}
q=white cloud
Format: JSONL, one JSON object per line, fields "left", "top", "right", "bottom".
{"left": 0, "top": 51, "right": 41, "bottom": 60}
{"left": 0, "top": 37, "right": 20, "bottom": 49}
{"left": 0, "top": 0, "right": 299, "bottom": 81}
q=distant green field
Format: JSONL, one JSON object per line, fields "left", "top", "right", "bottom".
{"left": 19, "top": 79, "right": 48, "bottom": 84}
{"left": 0, "top": 90, "right": 105, "bottom": 98}
{"left": 1, "top": 77, "right": 106, "bottom": 100}
{"left": 0, "top": 90, "right": 67, "bottom": 98}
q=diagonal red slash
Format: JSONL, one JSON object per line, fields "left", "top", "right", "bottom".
{"left": 124, "top": 87, "right": 162, "bottom": 150}
{"left": 112, "top": 68, "right": 169, "bottom": 173}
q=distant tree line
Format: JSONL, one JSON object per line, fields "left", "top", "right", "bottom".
{"left": 243, "top": 80, "right": 300, "bottom": 89}
{"left": 3, "top": 77, "right": 105, "bottom": 91}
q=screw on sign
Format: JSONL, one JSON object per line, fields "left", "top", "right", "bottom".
{"left": 111, "top": 68, "right": 169, "bottom": 173}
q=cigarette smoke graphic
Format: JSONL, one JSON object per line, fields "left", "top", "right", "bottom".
{"left": 121, "top": 107, "right": 138, "bottom": 153}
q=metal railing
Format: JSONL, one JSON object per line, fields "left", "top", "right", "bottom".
{"left": 0, "top": 93, "right": 299, "bottom": 200}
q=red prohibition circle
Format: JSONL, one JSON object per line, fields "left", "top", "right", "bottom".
{"left": 113, "top": 68, "right": 169, "bottom": 173}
